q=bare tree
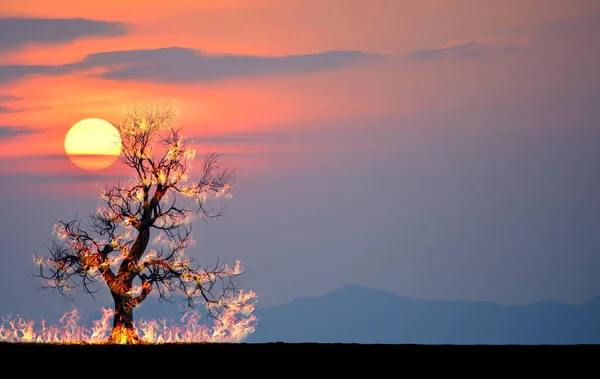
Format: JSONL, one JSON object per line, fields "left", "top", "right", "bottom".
{"left": 34, "top": 103, "right": 253, "bottom": 344}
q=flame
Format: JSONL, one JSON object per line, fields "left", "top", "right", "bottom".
{"left": 0, "top": 290, "right": 258, "bottom": 344}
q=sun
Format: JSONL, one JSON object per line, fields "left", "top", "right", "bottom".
{"left": 64, "top": 118, "right": 122, "bottom": 171}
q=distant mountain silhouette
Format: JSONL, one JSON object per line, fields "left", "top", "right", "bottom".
{"left": 245, "top": 284, "right": 600, "bottom": 344}
{"left": 82, "top": 284, "right": 599, "bottom": 344}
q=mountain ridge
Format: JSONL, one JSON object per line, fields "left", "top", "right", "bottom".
{"left": 270, "top": 284, "right": 600, "bottom": 308}
{"left": 245, "top": 284, "right": 600, "bottom": 344}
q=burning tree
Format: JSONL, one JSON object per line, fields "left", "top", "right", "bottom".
{"left": 34, "top": 103, "right": 256, "bottom": 344}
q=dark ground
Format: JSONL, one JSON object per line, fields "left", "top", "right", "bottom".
{"left": 1, "top": 342, "right": 597, "bottom": 372}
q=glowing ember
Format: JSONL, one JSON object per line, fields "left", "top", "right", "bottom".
{"left": 0, "top": 290, "right": 257, "bottom": 344}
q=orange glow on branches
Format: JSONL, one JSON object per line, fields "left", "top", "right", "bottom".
{"left": 32, "top": 102, "right": 254, "bottom": 344}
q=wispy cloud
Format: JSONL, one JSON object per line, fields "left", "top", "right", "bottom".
{"left": 0, "top": 36, "right": 529, "bottom": 84}
{"left": 0, "top": 47, "right": 379, "bottom": 84}
{"left": 403, "top": 38, "right": 529, "bottom": 61}
{"left": 0, "top": 106, "right": 23, "bottom": 113}
{"left": 0, "top": 94, "right": 23, "bottom": 113}
{"left": 100, "top": 48, "right": 379, "bottom": 82}
{"left": 0, "top": 94, "right": 21, "bottom": 101}
{"left": 0, "top": 125, "right": 39, "bottom": 139}
{"left": 0, "top": 18, "right": 129, "bottom": 52}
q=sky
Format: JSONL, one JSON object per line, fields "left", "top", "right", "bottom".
{"left": 1, "top": 0, "right": 600, "bottom": 322}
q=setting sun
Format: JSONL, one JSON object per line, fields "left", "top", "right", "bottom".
{"left": 64, "top": 118, "right": 122, "bottom": 171}
{"left": 0, "top": 0, "right": 598, "bottom": 351}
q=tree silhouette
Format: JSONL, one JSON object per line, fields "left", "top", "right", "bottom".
{"left": 34, "top": 103, "right": 255, "bottom": 344}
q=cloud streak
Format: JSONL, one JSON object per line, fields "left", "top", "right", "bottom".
{"left": 404, "top": 38, "right": 529, "bottom": 61}
{"left": 0, "top": 94, "right": 21, "bottom": 101}
{"left": 0, "top": 125, "right": 38, "bottom": 139}
{"left": 0, "top": 47, "right": 379, "bottom": 84}
{"left": 93, "top": 48, "right": 379, "bottom": 82}
{"left": 0, "top": 18, "right": 129, "bottom": 52}
{"left": 0, "top": 37, "right": 528, "bottom": 84}
{"left": 0, "top": 106, "right": 23, "bottom": 113}
{"left": 0, "top": 94, "right": 23, "bottom": 113}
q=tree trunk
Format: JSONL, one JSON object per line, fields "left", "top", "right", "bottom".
{"left": 107, "top": 226, "right": 150, "bottom": 344}
{"left": 108, "top": 292, "right": 140, "bottom": 344}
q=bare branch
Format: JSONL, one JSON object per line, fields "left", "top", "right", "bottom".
{"left": 33, "top": 102, "right": 255, "bottom": 343}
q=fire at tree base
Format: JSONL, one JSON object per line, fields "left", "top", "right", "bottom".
{"left": 0, "top": 292, "right": 257, "bottom": 345}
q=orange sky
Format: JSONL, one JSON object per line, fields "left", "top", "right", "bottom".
{"left": 2, "top": 0, "right": 600, "bottom": 315}
{"left": 1, "top": 0, "right": 600, "bottom": 185}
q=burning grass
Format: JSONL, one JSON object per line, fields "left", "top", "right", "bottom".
{"left": 0, "top": 292, "right": 257, "bottom": 345}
